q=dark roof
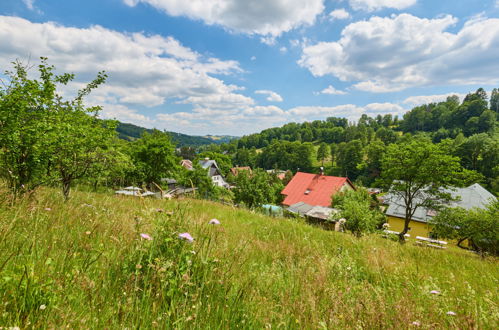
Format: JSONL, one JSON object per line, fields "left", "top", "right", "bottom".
{"left": 385, "top": 183, "right": 497, "bottom": 223}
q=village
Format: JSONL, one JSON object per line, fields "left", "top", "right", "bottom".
{"left": 115, "top": 156, "right": 497, "bottom": 251}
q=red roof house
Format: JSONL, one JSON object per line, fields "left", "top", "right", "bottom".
{"left": 281, "top": 172, "right": 355, "bottom": 207}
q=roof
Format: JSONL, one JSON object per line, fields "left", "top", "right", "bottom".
{"left": 180, "top": 159, "right": 193, "bottom": 170}
{"left": 385, "top": 183, "right": 497, "bottom": 223}
{"left": 281, "top": 172, "right": 354, "bottom": 207}
{"left": 230, "top": 166, "right": 252, "bottom": 176}
{"left": 287, "top": 202, "right": 337, "bottom": 220}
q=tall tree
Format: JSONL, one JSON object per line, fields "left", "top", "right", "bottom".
{"left": 379, "top": 139, "right": 477, "bottom": 242}
{"left": 316, "top": 142, "right": 329, "bottom": 167}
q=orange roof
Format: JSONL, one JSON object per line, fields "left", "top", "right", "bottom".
{"left": 230, "top": 166, "right": 252, "bottom": 176}
{"left": 281, "top": 172, "right": 354, "bottom": 207}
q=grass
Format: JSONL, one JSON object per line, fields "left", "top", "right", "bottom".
{"left": 0, "top": 187, "right": 498, "bottom": 328}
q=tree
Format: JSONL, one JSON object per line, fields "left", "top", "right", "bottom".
{"left": 0, "top": 58, "right": 72, "bottom": 196}
{"left": 331, "top": 188, "right": 385, "bottom": 237}
{"left": 336, "top": 139, "right": 363, "bottom": 179}
{"left": 197, "top": 151, "right": 232, "bottom": 177}
{"left": 132, "top": 130, "right": 179, "bottom": 187}
{"left": 232, "top": 169, "right": 284, "bottom": 208}
{"left": 316, "top": 142, "right": 329, "bottom": 166}
{"left": 379, "top": 139, "right": 474, "bottom": 242}
{"left": 490, "top": 88, "right": 499, "bottom": 113}
{"left": 330, "top": 143, "right": 338, "bottom": 167}
{"left": 431, "top": 201, "right": 498, "bottom": 255}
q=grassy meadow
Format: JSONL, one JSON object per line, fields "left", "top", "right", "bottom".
{"left": 0, "top": 187, "right": 498, "bottom": 329}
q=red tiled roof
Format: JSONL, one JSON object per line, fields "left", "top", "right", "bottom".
{"left": 281, "top": 172, "right": 354, "bottom": 207}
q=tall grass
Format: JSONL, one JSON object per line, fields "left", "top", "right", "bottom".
{"left": 0, "top": 186, "right": 498, "bottom": 328}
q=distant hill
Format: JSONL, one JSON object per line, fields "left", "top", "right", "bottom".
{"left": 116, "top": 122, "right": 237, "bottom": 147}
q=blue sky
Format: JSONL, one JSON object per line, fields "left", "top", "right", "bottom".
{"left": 1, "top": 0, "right": 499, "bottom": 135}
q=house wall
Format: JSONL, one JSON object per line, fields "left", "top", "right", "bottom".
{"left": 211, "top": 175, "right": 226, "bottom": 187}
{"left": 387, "top": 216, "right": 433, "bottom": 238}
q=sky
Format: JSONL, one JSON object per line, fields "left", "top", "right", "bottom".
{"left": 1, "top": 0, "right": 499, "bottom": 136}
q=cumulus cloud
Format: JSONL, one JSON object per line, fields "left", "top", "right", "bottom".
{"left": 317, "top": 85, "right": 347, "bottom": 95}
{"left": 255, "top": 90, "right": 284, "bottom": 102}
{"left": 124, "top": 0, "right": 325, "bottom": 37}
{"left": 0, "top": 15, "right": 250, "bottom": 114}
{"left": 299, "top": 14, "right": 499, "bottom": 92}
{"left": 349, "top": 0, "right": 416, "bottom": 12}
{"left": 329, "top": 9, "right": 350, "bottom": 20}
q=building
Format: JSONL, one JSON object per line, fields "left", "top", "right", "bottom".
{"left": 180, "top": 159, "right": 193, "bottom": 171}
{"left": 385, "top": 183, "right": 497, "bottom": 238}
{"left": 281, "top": 171, "right": 355, "bottom": 207}
{"left": 199, "top": 158, "right": 229, "bottom": 188}
{"left": 229, "top": 166, "right": 252, "bottom": 176}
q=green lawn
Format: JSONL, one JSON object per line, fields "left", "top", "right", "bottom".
{"left": 1, "top": 187, "right": 497, "bottom": 328}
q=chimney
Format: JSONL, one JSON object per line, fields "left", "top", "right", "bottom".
{"left": 204, "top": 157, "right": 210, "bottom": 161}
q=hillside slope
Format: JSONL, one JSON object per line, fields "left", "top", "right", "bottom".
{"left": 116, "top": 122, "right": 237, "bottom": 147}
{"left": 0, "top": 188, "right": 497, "bottom": 328}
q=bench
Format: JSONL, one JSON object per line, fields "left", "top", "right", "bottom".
{"left": 415, "top": 236, "right": 447, "bottom": 249}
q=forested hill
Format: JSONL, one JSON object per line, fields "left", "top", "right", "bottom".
{"left": 116, "top": 122, "right": 237, "bottom": 147}
{"left": 223, "top": 88, "right": 498, "bottom": 194}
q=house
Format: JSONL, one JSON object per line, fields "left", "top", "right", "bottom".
{"left": 230, "top": 166, "right": 252, "bottom": 176}
{"left": 199, "top": 158, "right": 229, "bottom": 188}
{"left": 266, "top": 169, "right": 288, "bottom": 180}
{"left": 180, "top": 159, "right": 193, "bottom": 171}
{"left": 281, "top": 171, "right": 355, "bottom": 207}
{"left": 385, "top": 183, "right": 497, "bottom": 239}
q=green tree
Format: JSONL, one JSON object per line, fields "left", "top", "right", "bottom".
{"left": 336, "top": 139, "right": 363, "bottom": 179}
{"left": 331, "top": 188, "right": 385, "bottom": 237}
{"left": 197, "top": 151, "right": 233, "bottom": 177}
{"left": 316, "top": 142, "right": 329, "bottom": 166}
{"left": 132, "top": 130, "right": 179, "bottom": 187}
{"left": 0, "top": 58, "right": 72, "bottom": 196}
{"left": 431, "top": 201, "right": 498, "bottom": 255}
{"left": 379, "top": 139, "right": 476, "bottom": 242}
{"left": 233, "top": 169, "right": 284, "bottom": 208}
{"left": 330, "top": 143, "right": 338, "bottom": 167}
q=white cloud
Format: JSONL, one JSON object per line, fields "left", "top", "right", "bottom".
{"left": 22, "top": 0, "right": 35, "bottom": 10}
{"left": 299, "top": 14, "right": 499, "bottom": 92}
{"left": 255, "top": 90, "right": 284, "bottom": 102}
{"left": 403, "top": 93, "right": 464, "bottom": 106}
{"left": 250, "top": 56, "right": 257, "bottom": 61}
{"left": 329, "top": 9, "right": 350, "bottom": 20}
{"left": 0, "top": 15, "right": 250, "bottom": 116}
{"left": 349, "top": 0, "right": 416, "bottom": 12}
{"left": 124, "top": 0, "right": 325, "bottom": 37}
{"left": 317, "top": 85, "right": 347, "bottom": 95}
{"left": 279, "top": 46, "right": 288, "bottom": 53}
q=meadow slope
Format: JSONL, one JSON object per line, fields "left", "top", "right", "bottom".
{"left": 0, "top": 188, "right": 497, "bottom": 329}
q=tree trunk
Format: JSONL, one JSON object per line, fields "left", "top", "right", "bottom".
{"left": 62, "top": 180, "right": 71, "bottom": 201}
{"left": 399, "top": 211, "right": 412, "bottom": 243}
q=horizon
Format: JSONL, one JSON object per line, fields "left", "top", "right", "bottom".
{"left": 1, "top": 0, "right": 499, "bottom": 135}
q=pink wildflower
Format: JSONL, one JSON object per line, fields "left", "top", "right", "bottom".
{"left": 430, "top": 290, "right": 440, "bottom": 295}
{"left": 44, "top": 207, "right": 52, "bottom": 211}
{"left": 446, "top": 311, "right": 456, "bottom": 316}
{"left": 178, "top": 232, "right": 194, "bottom": 242}
{"left": 140, "top": 233, "right": 153, "bottom": 241}
{"left": 209, "top": 218, "right": 221, "bottom": 225}
{"left": 411, "top": 321, "right": 421, "bottom": 326}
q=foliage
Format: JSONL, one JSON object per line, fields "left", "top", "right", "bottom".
{"left": 431, "top": 201, "right": 499, "bottom": 255}
{"left": 378, "top": 139, "right": 474, "bottom": 242}
{"left": 316, "top": 142, "right": 329, "bottom": 166}
{"left": 232, "top": 169, "right": 284, "bottom": 208}
{"left": 131, "top": 130, "right": 179, "bottom": 186}
{"left": 0, "top": 58, "right": 117, "bottom": 199}
{"left": 179, "top": 164, "right": 219, "bottom": 199}
{"left": 331, "top": 188, "right": 385, "bottom": 237}
{"left": 257, "top": 140, "right": 313, "bottom": 172}
{"left": 196, "top": 151, "right": 233, "bottom": 177}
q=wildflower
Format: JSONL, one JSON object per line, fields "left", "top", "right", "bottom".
{"left": 140, "top": 233, "right": 153, "bottom": 241}
{"left": 430, "top": 290, "right": 440, "bottom": 295}
{"left": 411, "top": 321, "right": 421, "bottom": 326}
{"left": 136, "top": 264, "right": 142, "bottom": 269}
{"left": 85, "top": 231, "right": 91, "bottom": 235}
{"left": 44, "top": 207, "right": 52, "bottom": 211}
{"left": 209, "top": 218, "right": 221, "bottom": 225}
{"left": 446, "top": 311, "right": 456, "bottom": 316}
{"left": 179, "top": 232, "right": 194, "bottom": 242}
{"left": 346, "top": 266, "right": 351, "bottom": 271}
{"left": 39, "top": 304, "right": 46, "bottom": 310}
